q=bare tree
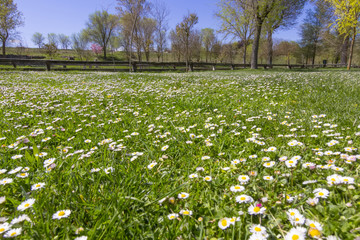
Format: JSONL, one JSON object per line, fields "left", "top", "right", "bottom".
{"left": 117, "top": 0, "right": 149, "bottom": 70}
{"left": 58, "top": 34, "right": 71, "bottom": 50}
{"left": 32, "top": 32, "right": 45, "bottom": 48}
{"left": 152, "top": 0, "right": 169, "bottom": 62}
{"left": 71, "top": 31, "right": 91, "bottom": 60}
{"left": 170, "top": 29, "right": 182, "bottom": 62}
{"left": 175, "top": 13, "right": 198, "bottom": 71}
{"left": 85, "top": 10, "right": 119, "bottom": 59}
{"left": 0, "top": 0, "right": 23, "bottom": 56}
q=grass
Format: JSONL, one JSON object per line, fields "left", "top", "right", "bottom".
{"left": 0, "top": 70, "right": 359, "bottom": 239}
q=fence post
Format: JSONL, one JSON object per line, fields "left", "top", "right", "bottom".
{"left": 45, "top": 62, "right": 51, "bottom": 71}
{"left": 131, "top": 62, "right": 137, "bottom": 72}
{"left": 11, "top": 61, "right": 17, "bottom": 69}
{"left": 212, "top": 65, "right": 216, "bottom": 71}
{"left": 189, "top": 63, "right": 194, "bottom": 72}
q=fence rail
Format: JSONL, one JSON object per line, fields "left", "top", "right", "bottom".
{"left": 0, "top": 58, "right": 356, "bottom": 72}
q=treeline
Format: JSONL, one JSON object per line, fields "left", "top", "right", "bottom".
{"left": 1, "top": 0, "right": 360, "bottom": 70}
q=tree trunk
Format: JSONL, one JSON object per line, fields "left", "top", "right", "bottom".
{"left": 341, "top": 35, "right": 349, "bottom": 65}
{"left": 267, "top": 30, "right": 273, "bottom": 67}
{"left": 243, "top": 43, "right": 247, "bottom": 66}
{"left": 103, "top": 46, "right": 107, "bottom": 59}
{"left": 312, "top": 44, "right": 317, "bottom": 66}
{"left": 2, "top": 41, "right": 5, "bottom": 57}
{"left": 347, "top": 29, "right": 356, "bottom": 71}
{"left": 251, "top": 20, "right": 262, "bottom": 69}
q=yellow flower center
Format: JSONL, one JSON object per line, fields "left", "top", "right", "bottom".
{"left": 21, "top": 173, "right": 26, "bottom": 176}
{"left": 310, "top": 223, "right": 316, "bottom": 228}
{"left": 58, "top": 211, "right": 65, "bottom": 216}
{"left": 235, "top": 186, "right": 240, "bottom": 189}
{"left": 344, "top": 179, "right": 348, "bottom": 182}
{"left": 0, "top": 228, "right": 4, "bottom": 232}
{"left": 331, "top": 178, "right": 336, "bottom": 181}
{"left": 253, "top": 207, "right": 260, "bottom": 212}
{"left": 221, "top": 219, "right": 228, "bottom": 227}
{"left": 290, "top": 212, "right": 295, "bottom": 216}
{"left": 240, "top": 197, "right": 246, "bottom": 200}
{"left": 309, "top": 228, "right": 321, "bottom": 237}
{"left": 289, "top": 161, "right": 294, "bottom": 164}
{"left": 183, "top": 211, "right": 189, "bottom": 215}
{"left": 319, "top": 192, "right": 324, "bottom": 196}
{"left": 169, "top": 216, "right": 175, "bottom": 219}
{"left": 36, "top": 184, "right": 40, "bottom": 187}
{"left": 181, "top": 194, "right": 186, "bottom": 198}
{"left": 241, "top": 177, "right": 246, "bottom": 180}
{"left": 11, "top": 232, "right": 16, "bottom": 236}
{"left": 292, "top": 235, "right": 299, "bottom": 240}
{"left": 295, "top": 218, "right": 299, "bottom": 221}
{"left": 24, "top": 203, "right": 30, "bottom": 207}
{"left": 254, "top": 227, "right": 261, "bottom": 232}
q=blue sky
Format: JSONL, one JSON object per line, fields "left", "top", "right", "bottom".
{"left": 15, "top": 0, "right": 309, "bottom": 48}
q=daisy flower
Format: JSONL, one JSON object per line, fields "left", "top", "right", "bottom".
{"left": 263, "top": 161, "right": 275, "bottom": 168}
{"left": 0, "top": 178, "right": 13, "bottom": 185}
{"left": 249, "top": 224, "right": 267, "bottom": 235}
{"left": 238, "top": 175, "right": 250, "bottom": 184}
{"left": 52, "top": 210, "right": 71, "bottom": 219}
{"left": 167, "top": 213, "right": 179, "bottom": 220}
{"left": 306, "top": 197, "right": 319, "bottom": 206}
{"left": 74, "top": 236, "right": 88, "bottom": 240}
{"left": 179, "top": 209, "right": 192, "bottom": 216}
{"left": 236, "top": 195, "right": 253, "bottom": 203}
{"left": 17, "top": 199, "right": 35, "bottom": 211}
{"left": 147, "top": 162, "right": 157, "bottom": 170}
{"left": 203, "top": 176, "right": 212, "bottom": 182}
{"left": 3, "top": 228, "right": 22, "bottom": 238}
{"left": 284, "top": 227, "right": 306, "bottom": 240}
{"left": 0, "top": 222, "right": 11, "bottom": 234}
{"left": 306, "top": 219, "right": 323, "bottom": 231}
{"left": 263, "top": 176, "right": 273, "bottom": 181}
{"left": 31, "top": 182, "right": 45, "bottom": 191}
{"left": 177, "top": 192, "right": 189, "bottom": 199}
{"left": 218, "top": 218, "right": 230, "bottom": 230}
{"left": 285, "top": 159, "right": 297, "bottom": 168}
{"left": 161, "top": 145, "right": 169, "bottom": 151}
{"left": 248, "top": 204, "right": 266, "bottom": 215}
{"left": 230, "top": 185, "right": 245, "bottom": 192}
{"left": 189, "top": 173, "right": 198, "bottom": 178}
{"left": 201, "top": 156, "right": 210, "bottom": 160}
{"left": 341, "top": 176, "right": 354, "bottom": 184}
{"left": 249, "top": 233, "right": 268, "bottom": 240}
{"left": 313, "top": 188, "right": 330, "bottom": 199}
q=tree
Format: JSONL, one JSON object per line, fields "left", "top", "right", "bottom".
{"left": 117, "top": 0, "right": 149, "bottom": 70}
{"left": 325, "top": 0, "right": 360, "bottom": 70}
{"left": 43, "top": 43, "right": 57, "bottom": 58}
{"left": 0, "top": 0, "right": 23, "bottom": 56}
{"left": 274, "top": 40, "right": 300, "bottom": 64}
{"left": 264, "top": 0, "right": 306, "bottom": 66}
{"left": 170, "top": 29, "right": 182, "bottom": 62}
{"left": 201, "top": 28, "right": 217, "bottom": 62}
{"left": 71, "top": 31, "right": 90, "bottom": 60}
{"left": 299, "top": 1, "right": 332, "bottom": 65}
{"left": 85, "top": 10, "right": 119, "bottom": 59}
{"left": 152, "top": 0, "right": 169, "bottom": 62}
{"left": 175, "top": 13, "right": 198, "bottom": 71}
{"left": 32, "top": 32, "right": 45, "bottom": 48}
{"left": 47, "top": 33, "right": 59, "bottom": 48}
{"left": 58, "top": 34, "right": 71, "bottom": 50}
{"left": 216, "top": 0, "right": 254, "bottom": 65}
{"left": 140, "top": 17, "right": 157, "bottom": 62}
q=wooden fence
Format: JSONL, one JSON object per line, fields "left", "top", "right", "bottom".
{"left": 0, "top": 58, "right": 355, "bottom": 72}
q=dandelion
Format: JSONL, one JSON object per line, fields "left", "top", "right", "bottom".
{"left": 17, "top": 199, "right": 35, "bottom": 211}
{"left": 52, "top": 210, "right": 71, "bottom": 219}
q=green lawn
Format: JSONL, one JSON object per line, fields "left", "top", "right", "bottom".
{"left": 0, "top": 70, "right": 359, "bottom": 239}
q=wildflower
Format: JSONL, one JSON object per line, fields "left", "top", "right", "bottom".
{"left": 263, "top": 176, "right": 273, "bottom": 181}
{"left": 10, "top": 214, "right": 31, "bottom": 225}
{"left": 161, "top": 145, "right": 169, "bottom": 151}
{"left": 0, "top": 196, "right": 5, "bottom": 204}
{"left": 0, "top": 222, "right": 11, "bottom": 234}
{"left": 177, "top": 192, "right": 189, "bottom": 199}
{"left": 189, "top": 173, "right": 198, "bottom": 178}
{"left": 3, "top": 228, "right": 22, "bottom": 238}
{"left": 11, "top": 155, "right": 23, "bottom": 160}
{"left": 263, "top": 161, "right": 275, "bottom": 168}
{"left": 167, "top": 213, "right": 179, "bottom": 220}
{"left": 230, "top": 185, "right": 245, "bottom": 192}
{"left": 0, "top": 178, "right": 13, "bottom": 185}
{"left": 306, "top": 220, "right": 323, "bottom": 231}
{"left": 201, "top": 156, "right": 210, "bottom": 160}
{"left": 285, "top": 227, "right": 306, "bottom": 240}
{"left": 341, "top": 176, "right": 354, "bottom": 184}
{"left": 104, "top": 167, "right": 114, "bottom": 174}
{"left": 289, "top": 214, "right": 306, "bottom": 226}
{"left": 204, "top": 176, "right": 212, "bottom": 182}
{"left": 31, "top": 183, "right": 45, "bottom": 190}
{"left": 313, "top": 188, "right": 330, "bottom": 199}
{"left": 17, "top": 199, "right": 35, "bottom": 211}
{"left": 249, "top": 224, "right": 267, "bottom": 235}
{"left": 218, "top": 218, "right": 230, "bottom": 230}
{"left": 285, "top": 159, "right": 298, "bottom": 168}
{"left": 306, "top": 197, "right": 319, "bottom": 206}
{"left": 249, "top": 233, "right": 268, "bottom": 240}
{"left": 248, "top": 204, "right": 266, "bottom": 215}
{"left": 74, "top": 236, "right": 88, "bottom": 240}
{"left": 147, "top": 162, "right": 157, "bottom": 170}
{"left": 179, "top": 209, "right": 192, "bottom": 216}
{"left": 238, "top": 175, "right": 250, "bottom": 184}
{"left": 236, "top": 195, "right": 253, "bottom": 203}
{"left": 52, "top": 210, "right": 71, "bottom": 219}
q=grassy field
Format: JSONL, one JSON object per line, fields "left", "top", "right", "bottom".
{"left": 0, "top": 70, "right": 359, "bottom": 239}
